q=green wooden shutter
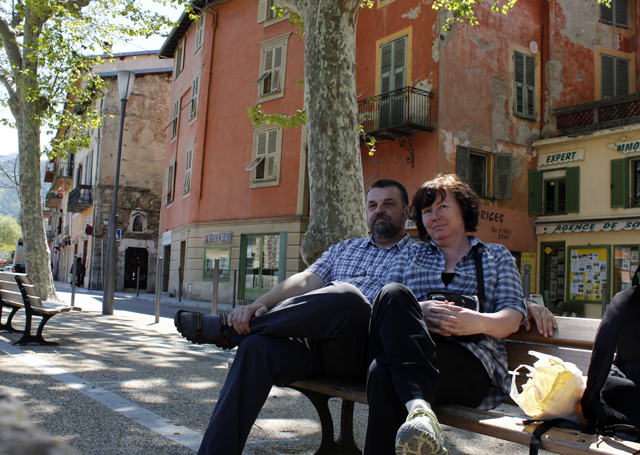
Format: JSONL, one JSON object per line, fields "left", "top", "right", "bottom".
{"left": 393, "top": 37, "right": 406, "bottom": 91}
{"left": 601, "top": 54, "right": 615, "bottom": 99}
{"left": 616, "top": 57, "right": 629, "bottom": 96}
{"left": 615, "top": 0, "right": 629, "bottom": 27}
{"left": 566, "top": 166, "right": 580, "bottom": 213}
{"left": 456, "top": 145, "right": 470, "bottom": 183}
{"left": 611, "top": 158, "right": 628, "bottom": 208}
{"left": 514, "top": 52, "right": 525, "bottom": 116}
{"left": 600, "top": 1, "right": 613, "bottom": 24}
{"left": 380, "top": 42, "right": 393, "bottom": 94}
{"left": 495, "top": 153, "right": 512, "bottom": 199}
{"left": 525, "top": 54, "right": 536, "bottom": 118}
{"left": 529, "top": 170, "right": 542, "bottom": 215}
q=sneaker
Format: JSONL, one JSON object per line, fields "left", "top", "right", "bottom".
{"left": 395, "top": 408, "right": 447, "bottom": 455}
{"left": 174, "top": 310, "right": 235, "bottom": 349}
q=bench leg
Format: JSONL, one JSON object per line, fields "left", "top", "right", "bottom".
{"left": 0, "top": 307, "right": 23, "bottom": 333}
{"left": 292, "top": 387, "right": 362, "bottom": 455}
{"left": 14, "top": 314, "right": 58, "bottom": 346}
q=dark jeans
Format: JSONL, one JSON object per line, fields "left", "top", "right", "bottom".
{"left": 197, "top": 281, "right": 372, "bottom": 455}
{"left": 364, "top": 283, "right": 492, "bottom": 455}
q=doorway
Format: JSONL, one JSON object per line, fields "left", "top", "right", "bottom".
{"left": 162, "top": 245, "right": 171, "bottom": 292}
{"left": 124, "top": 247, "right": 148, "bottom": 290}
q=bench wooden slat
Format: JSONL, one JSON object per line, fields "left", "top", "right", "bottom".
{"left": 509, "top": 316, "right": 599, "bottom": 349}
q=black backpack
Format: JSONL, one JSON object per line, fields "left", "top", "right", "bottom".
{"left": 580, "top": 263, "right": 640, "bottom": 440}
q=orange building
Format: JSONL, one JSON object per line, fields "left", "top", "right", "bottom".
{"left": 159, "top": 0, "right": 640, "bottom": 307}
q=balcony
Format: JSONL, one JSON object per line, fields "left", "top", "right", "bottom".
{"left": 44, "top": 162, "right": 55, "bottom": 183}
{"left": 67, "top": 185, "right": 92, "bottom": 213}
{"left": 358, "top": 87, "right": 435, "bottom": 140}
{"left": 45, "top": 191, "right": 63, "bottom": 209}
{"left": 552, "top": 93, "right": 640, "bottom": 136}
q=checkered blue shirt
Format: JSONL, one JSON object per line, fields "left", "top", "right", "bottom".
{"left": 387, "top": 236, "right": 527, "bottom": 410}
{"left": 307, "top": 234, "right": 413, "bottom": 303}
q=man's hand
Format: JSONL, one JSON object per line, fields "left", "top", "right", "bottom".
{"left": 524, "top": 301, "right": 557, "bottom": 337}
{"left": 228, "top": 303, "right": 269, "bottom": 335}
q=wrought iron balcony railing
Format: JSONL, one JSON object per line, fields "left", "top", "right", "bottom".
{"left": 358, "top": 87, "right": 435, "bottom": 139}
{"left": 67, "top": 184, "right": 92, "bottom": 213}
{"left": 552, "top": 93, "right": 640, "bottom": 136}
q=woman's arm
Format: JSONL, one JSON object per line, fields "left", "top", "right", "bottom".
{"left": 424, "top": 304, "right": 523, "bottom": 338}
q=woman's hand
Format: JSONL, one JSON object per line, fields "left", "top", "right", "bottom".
{"left": 420, "top": 301, "right": 467, "bottom": 336}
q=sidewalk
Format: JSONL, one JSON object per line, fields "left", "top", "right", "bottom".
{"left": 0, "top": 283, "right": 546, "bottom": 455}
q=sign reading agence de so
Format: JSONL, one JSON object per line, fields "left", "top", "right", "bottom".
{"left": 537, "top": 219, "right": 640, "bottom": 234}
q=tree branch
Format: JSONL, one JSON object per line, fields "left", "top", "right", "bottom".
{"left": 0, "top": 17, "right": 23, "bottom": 82}
{"left": 0, "top": 73, "right": 17, "bottom": 110}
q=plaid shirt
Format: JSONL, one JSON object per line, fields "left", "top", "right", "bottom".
{"left": 387, "top": 236, "right": 527, "bottom": 410}
{"left": 307, "top": 234, "right": 413, "bottom": 303}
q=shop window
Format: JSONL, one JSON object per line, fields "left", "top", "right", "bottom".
{"left": 529, "top": 167, "right": 580, "bottom": 215}
{"left": 567, "top": 245, "right": 610, "bottom": 306}
{"left": 164, "top": 159, "right": 176, "bottom": 205}
{"left": 194, "top": 13, "right": 205, "bottom": 53}
{"left": 601, "top": 54, "right": 629, "bottom": 99}
{"left": 255, "top": 33, "right": 291, "bottom": 102}
{"left": 613, "top": 245, "right": 639, "bottom": 293}
{"left": 240, "top": 233, "right": 286, "bottom": 300}
{"left": 539, "top": 243, "right": 565, "bottom": 306}
{"left": 203, "top": 247, "right": 231, "bottom": 282}
{"left": 611, "top": 157, "right": 640, "bottom": 207}
{"left": 246, "top": 125, "right": 282, "bottom": 188}
{"left": 457, "top": 146, "right": 512, "bottom": 199}
{"left": 513, "top": 50, "right": 536, "bottom": 120}
{"left": 600, "top": 0, "right": 629, "bottom": 28}
{"left": 175, "top": 39, "right": 186, "bottom": 80}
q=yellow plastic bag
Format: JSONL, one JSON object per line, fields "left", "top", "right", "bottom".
{"left": 510, "top": 350, "right": 587, "bottom": 426}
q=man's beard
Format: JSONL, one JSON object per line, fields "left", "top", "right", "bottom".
{"left": 370, "top": 214, "right": 402, "bottom": 241}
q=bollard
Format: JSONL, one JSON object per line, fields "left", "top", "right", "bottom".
{"left": 136, "top": 265, "right": 141, "bottom": 297}
{"left": 522, "top": 263, "right": 531, "bottom": 302}
{"left": 178, "top": 266, "right": 182, "bottom": 303}
{"left": 71, "top": 254, "right": 77, "bottom": 308}
{"left": 232, "top": 270, "right": 237, "bottom": 308}
{"left": 601, "top": 282, "right": 607, "bottom": 317}
{"left": 211, "top": 258, "right": 219, "bottom": 315}
{"left": 155, "top": 257, "right": 163, "bottom": 323}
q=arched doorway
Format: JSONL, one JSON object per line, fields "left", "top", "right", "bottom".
{"left": 124, "top": 247, "right": 148, "bottom": 290}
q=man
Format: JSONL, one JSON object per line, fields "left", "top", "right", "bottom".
{"left": 175, "top": 179, "right": 413, "bottom": 455}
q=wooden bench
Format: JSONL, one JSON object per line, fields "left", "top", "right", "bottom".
{"left": 0, "top": 272, "right": 72, "bottom": 345}
{"left": 284, "top": 316, "right": 640, "bottom": 455}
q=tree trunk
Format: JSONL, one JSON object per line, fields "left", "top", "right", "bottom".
{"left": 16, "top": 11, "right": 58, "bottom": 301}
{"left": 288, "top": 0, "right": 368, "bottom": 265}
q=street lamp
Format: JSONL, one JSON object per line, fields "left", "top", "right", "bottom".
{"left": 103, "top": 70, "right": 135, "bottom": 315}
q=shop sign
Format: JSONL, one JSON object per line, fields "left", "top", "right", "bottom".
{"left": 537, "top": 218, "right": 640, "bottom": 234}
{"left": 538, "top": 149, "right": 584, "bottom": 167}
{"left": 607, "top": 139, "right": 640, "bottom": 155}
{"left": 162, "top": 230, "right": 172, "bottom": 246}
{"left": 204, "top": 231, "right": 232, "bottom": 245}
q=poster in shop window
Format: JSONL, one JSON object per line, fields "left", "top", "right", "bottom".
{"left": 567, "top": 246, "right": 610, "bottom": 303}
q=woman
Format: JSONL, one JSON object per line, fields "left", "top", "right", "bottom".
{"left": 364, "top": 174, "right": 553, "bottom": 455}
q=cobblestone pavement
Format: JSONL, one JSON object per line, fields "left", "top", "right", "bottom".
{"left": 0, "top": 284, "right": 550, "bottom": 454}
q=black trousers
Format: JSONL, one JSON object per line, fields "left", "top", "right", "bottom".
{"left": 197, "top": 281, "right": 372, "bottom": 455}
{"left": 364, "top": 283, "right": 492, "bottom": 455}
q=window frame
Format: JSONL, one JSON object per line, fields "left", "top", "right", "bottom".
{"left": 257, "top": 0, "right": 290, "bottom": 25}
{"left": 256, "top": 33, "right": 291, "bottom": 102}
{"left": 600, "top": 0, "right": 630, "bottom": 29}
{"left": 165, "top": 158, "right": 176, "bottom": 205}
{"left": 249, "top": 125, "right": 282, "bottom": 188}
{"left": 183, "top": 143, "right": 194, "bottom": 198}
{"left": 189, "top": 68, "right": 202, "bottom": 122}
{"left": 239, "top": 232, "right": 287, "bottom": 300}
{"left": 171, "top": 99, "right": 180, "bottom": 140}
{"left": 529, "top": 167, "right": 580, "bottom": 215}
{"left": 600, "top": 53, "right": 630, "bottom": 99}
{"left": 202, "top": 246, "right": 231, "bottom": 282}
{"left": 611, "top": 156, "right": 640, "bottom": 207}
{"left": 456, "top": 145, "right": 512, "bottom": 199}
{"left": 513, "top": 50, "right": 536, "bottom": 120}
{"left": 194, "top": 13, "right": 206, "bottom": 53}
{"left": 174, "top": 39, "right": 186, "bottom": 80}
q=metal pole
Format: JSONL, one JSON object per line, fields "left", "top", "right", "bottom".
{"left": 136, "top": 265, "right": 140, "bottom": 297}
{"left": 232, "top": 270, "right": 237, "bottom": 309}
{"left": 71, "top": 254, "right": 77, "bottom": 308}
{"left": 522, "top": 264, "right": 531, "bottom": 301}
{"left": 211, "top": 258, "right": 219, "bottom": 315}
{"left": 601, "top": 282, "right": 607, "bottom": 317}
{"left": 155, "top": 256, "right": 162, "bottom": 324}
{"left": 178, "top": 266, "right": 182, "bottom": 303}
{"left": 103, "top": 98, "right": 128, "bottom": 315}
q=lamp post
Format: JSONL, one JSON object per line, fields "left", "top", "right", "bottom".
{"left": 103, "top": 70, "right": 135, "bottom": 315}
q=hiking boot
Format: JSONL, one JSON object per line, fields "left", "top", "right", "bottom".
{"left": 174, "top": 310, "right": 235, "bottom": 349}
{"left": 395, "top": 408, "right": 447, "bottom": 455}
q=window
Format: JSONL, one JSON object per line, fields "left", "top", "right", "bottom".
{"left": 255, "top": 33, "right": 291, "bottom": 102}
{"left": 529, "top": 167, "right": 580, "bottom": 215}
{"left": 611, "top": 157, "right": 640, "bottom": 207}
{"left": 171, "top": 99, "right": 180, "bottom": 139}
{"left": 514, "top": 51, "right": 536, "bottom": 119}
{"left": 456, "top": 146, "right": 512, "bottom": 199}
{"left": 379, "top": 36, "right": 407, "bottom": 127}
{"left": 600, "top": 0, "right": 629, "bottom": 28}
{"left": 194, "top": 13, "right": 205, "bottom": 53}
{"left": 240, "top": 233, "right": 285, "bottom": 300}
{"left": 601, "top": 54, "right": 629, "bottom": 99}
{"left": 247, "top": 126, "right": 282, "bottom": 188}
{"left": 132, "top": 215, "right": 143, "bottom": 232}
{"left": 190, "top": 71, "right": 201, "bottom": 120}
{"left": 164, "top": 159, "right": 176, "bottom": 204}
{"left": 257, "top": 0, "right": 279, "bottom": 23}
{"left": 203, "top": 247, "right": 231, "bottom": 281}
{"left": 613, "top": 245, "right": 639, "bottom": 293}
{"left": 175, "top": 39, "right": 186, "bottom": 79}
{"left": 86, "top": 151, "right": 93, "bottom": 186}
{"left": 183, "top": 145, "right": 193, "bottom": 196}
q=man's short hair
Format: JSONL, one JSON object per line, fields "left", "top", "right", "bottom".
{"left": 367, "top": 179, "right": 409, "bottom": 207}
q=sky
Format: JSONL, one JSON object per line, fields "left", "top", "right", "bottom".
{"left": 0, "top": 0, "right": 181, "bottom": 157}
